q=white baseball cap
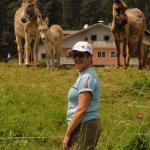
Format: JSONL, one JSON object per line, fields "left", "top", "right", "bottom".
{"left": 69, "top": 41, "right": 93, "bottom": 55}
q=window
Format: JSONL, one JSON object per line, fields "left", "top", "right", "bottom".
{"left": 41, "top": 53, "right": 46, "bottom": 59}
{"left": 84, "top": 37, "right": 88, "bottom": 41}
{"left": 98, "top": 51, "right": 105, "bottom": 58}
{"left": 91, "top": 35, "right": 97, "bottom": 41}
{"left": 111, "top": 52, "right": 116, "bottom": 58}
{"left": 104, "top": 35, "right": 110, "bottom": 41}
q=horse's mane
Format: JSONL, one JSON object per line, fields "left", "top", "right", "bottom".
{"left": 114, "top": 0, "right": 127, "bottom": 8}
{"left": 21, "top": 0, "right": 42, "bottom": 19}
{"left": 22, "top": 0, "right": 37, "bottom": 3}
{"left": 35, "top": 3, "right": 42, "bottom": 19}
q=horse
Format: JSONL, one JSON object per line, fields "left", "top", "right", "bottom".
{"left": 14, "top": 0, "right": 41, "bottom": 66}
{"left": 37, "top": 17, "right": 63, "bottom": 69}
{"left": 111, "top": 0, "right": 150, "bottom": 69}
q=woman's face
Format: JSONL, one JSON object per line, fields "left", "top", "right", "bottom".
{"left": 71, "top": 51, "right": 92, "bottom": 72}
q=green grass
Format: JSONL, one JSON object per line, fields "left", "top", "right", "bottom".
{"left": 0, "top": 63, "right": 150, "bottom": 150}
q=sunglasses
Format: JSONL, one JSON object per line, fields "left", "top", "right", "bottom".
{"left": 69, "top": 51, "right": 88, "bottom": 58}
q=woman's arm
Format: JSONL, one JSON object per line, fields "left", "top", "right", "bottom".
{"left": 63, "top": 91, "right": 91, "bottom": 150}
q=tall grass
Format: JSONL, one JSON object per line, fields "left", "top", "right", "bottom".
{"left": 0, "top": 63, "right": 150, "bottom": 149}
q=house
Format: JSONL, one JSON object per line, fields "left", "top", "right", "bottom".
{"left": 38, "top": 30, "right": 79, "bottom": 64}
{"left": 63, "top": 30, "right": 79, "bottom": 37}
{"left": 61, "top": 23, "right": 125, "bottom": 66}
{"left": 38, "top": 23, "right": 150, "bottom": 66}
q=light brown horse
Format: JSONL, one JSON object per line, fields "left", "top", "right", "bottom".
{"left": 111, "top": 0, "right": 150, "bottom": 69}
{"left": 37, "top": 17, "right": 63, "bottom": 69}
{"left": 14, "top": 0, "right": 41, "bottom": 66}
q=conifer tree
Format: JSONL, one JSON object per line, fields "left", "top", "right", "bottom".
{"left": 43, "top": 0, "right": 63, "bottom": 26}
{"left": 80, "top": 0, "right": 102, "bottom": 27}
{"left": 0, "top": 0, "right": 9, "bottom": 59}
{"left": 0, "top": 0, "right": 150, "bottom": 60}
{"left": 63, "top": 0, "right": 80, "bottom": 29}
{"left": 100, "top": 0, "right": 113, "bottom": 24}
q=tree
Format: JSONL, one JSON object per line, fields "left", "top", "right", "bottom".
{"left": 0, "top": 0, "right": 11, "bottom": 59}
{"left": 6, "top": 1, "right": 20, "bottom": 56}
{"left": 80, "top": 0, "right": 102, "bottom": 27}
{"left": 63, "top": 0, "right": 80, "bottom": 29}
{"left": 43, "top": 0, "right": 63, "bottom": 26}
{"left": 0, "top": 0, "right": 150, "bottom": 60}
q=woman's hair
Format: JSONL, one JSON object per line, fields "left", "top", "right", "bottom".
{"left": 85, "top": 52, "right": 93, "bottom": 65}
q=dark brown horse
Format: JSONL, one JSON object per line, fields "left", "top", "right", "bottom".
{"left": 14, "top": 0, "right": 41, "bottom": 66}
{"left": 111, "top": 0, "right": 150, "bottom": 69}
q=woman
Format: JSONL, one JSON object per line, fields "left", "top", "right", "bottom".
{"left": 63, "top": 41, "right": 102, "bottom": 150}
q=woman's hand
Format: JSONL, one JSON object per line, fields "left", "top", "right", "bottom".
{"left": 63, "top": 134, "right": 70, "bottom": 150}
{"left": 63, "top": 92, "right": 91, "bottom": 149}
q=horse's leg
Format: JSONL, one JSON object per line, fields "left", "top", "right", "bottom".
{"left": 138, "top": 35, "right": 144, "bottom": 69}
{"left": 33, "top": 35, "right": 39, "bottom": 66}
{"left": 51, "top": 45, "right": 55, "bottom": 67}
{"left": 123, "top": 39, "right": 127, "bottom": 68}
{"left": 127, "top": 42, "right": 132, "bottom": 67}
{"left": 115, "top": 40, "right": 121, "bottom": 67}
{"left": 46, "top": 48, "right": 51, "bottom": 69}
{"left": 55, "top": 44, "right": 61, "bottom": 67}
{"left": 16, "top": 34, "right": 23, "bottom": 65}
{"left": 25, "top": 34, "right": 32, "bottom": 66}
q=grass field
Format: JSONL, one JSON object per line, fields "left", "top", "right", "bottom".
{"left": 0, "top": 63, "right": 150, "bottom": 150}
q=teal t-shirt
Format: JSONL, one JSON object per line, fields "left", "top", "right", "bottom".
{"left": 67, "top": 67, "right": 100, "bottom": 122}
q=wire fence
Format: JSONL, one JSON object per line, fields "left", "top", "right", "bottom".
{"left": 0, "top": 133, "right": 150, "bottom": 141}
{"left": 0, "top": 136, "right": 63, "bottom": 141}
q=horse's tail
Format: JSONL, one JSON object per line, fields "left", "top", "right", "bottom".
{"left": 145, "top": 30, "right": 150, "bottom": 35}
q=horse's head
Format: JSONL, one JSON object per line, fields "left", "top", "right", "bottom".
{"left": 113, "top": 0, "right": 128, "bottom": 26}
{"left": 21, "top": 0, "right": 38, "bottom": 23}
{"left": 37, "top": 17, "right": 49, "bottom": 42}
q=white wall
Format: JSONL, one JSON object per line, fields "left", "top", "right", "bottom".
{"left": 62, "top": 24, "right": 114, "bottom": 48}
{"left": 38, "top": 44, "right": 45, "bottom": 60}
{"left": 38, "top": 44, "right": 74, "bottom": 65}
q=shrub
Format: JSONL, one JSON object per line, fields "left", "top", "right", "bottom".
{"left": 123, "top": 134, "right": 149, "bottom": 150}
{"left": 38, "top": 59, "right": 47, "bottom": 67}
{"left": 125, "top": 77, "right": 150, "bottom": 97}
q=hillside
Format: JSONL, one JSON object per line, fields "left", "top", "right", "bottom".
{"left": 0, "top": 63, "right": 150, "bottom": 149}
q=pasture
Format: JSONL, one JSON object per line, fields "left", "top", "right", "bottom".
{"left": 0, "top": 63, "right": 150, "bottom": 149}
